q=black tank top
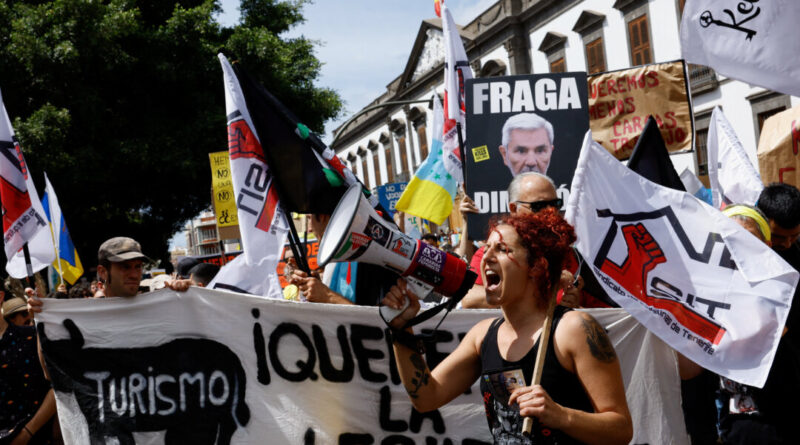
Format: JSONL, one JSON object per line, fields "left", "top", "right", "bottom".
{"left": 478, "top": 305, "right": 593, "bottom": 445}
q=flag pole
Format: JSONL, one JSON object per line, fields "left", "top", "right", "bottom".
{"left": 22, "top": 243, "right": 34, "bottom": 285}
{"left": 281, "top": 205, "right": 310, "bottom": 274}
{"left": 455, "top": 122, "right": 468, "bottom": 186}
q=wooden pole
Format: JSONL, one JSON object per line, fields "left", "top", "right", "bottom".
{"left": 522, "top": 284, "right": 560, "bottom": 437}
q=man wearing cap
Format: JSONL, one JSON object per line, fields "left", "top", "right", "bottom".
{"left": 29, "top": 236, "right": 189, "bottom": 313}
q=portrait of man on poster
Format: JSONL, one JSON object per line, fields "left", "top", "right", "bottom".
{"left": 498, "top": 112, "right": 555, "bottom": 177}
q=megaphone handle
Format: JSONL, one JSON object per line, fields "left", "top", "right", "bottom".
{"left": 379, "top": 297, "right": 410, "bottom": 322}
{"left": 379, "top": 277, "right": 432, "bottom": 323}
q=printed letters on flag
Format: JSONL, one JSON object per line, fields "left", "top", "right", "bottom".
{"left": 42, "top": 174, "right": 83, "bottom": 284}
{"left": 219, "top": 55, "right": 288, "bottom": 266}
{"left": 39, "top": 288, "right": 685, "bottom": 445}
{"left": 681, "top": 0, "right": 800, "bottom": 97}
{"left": 0, "top": 90, "right": 49, "bottom": 264}
{"left": 441, "top": 2, "right": 472, "bottom": 183}
{"left": 566, "top": 131, "right": 797, "bottom": 387}
{"left": 396, "top": 94, "right": 457, "bottom": 225}
{"left": 707, "top": 107, "right": 764, "bottom": 208}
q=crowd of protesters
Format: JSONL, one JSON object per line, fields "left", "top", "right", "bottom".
{"left": 2, "top": 179, "right": 800, "bottom": 444}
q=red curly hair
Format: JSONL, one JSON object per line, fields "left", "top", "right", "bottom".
{"left": 488, "top": 208, "right": 576, "bottom": 301}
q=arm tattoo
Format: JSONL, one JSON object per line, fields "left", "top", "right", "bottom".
{"left": 580, "top": 315, "right": 616, "bottom": 363}
{"left": 406, "top": 353, "right": 431, "bottom": 399}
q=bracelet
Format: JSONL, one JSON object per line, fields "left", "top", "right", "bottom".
{"left": 389, "top": 329, "right": 426, "bottom": 355}
{"left": 23, "top": 425, "right": 33, "bottom": 436}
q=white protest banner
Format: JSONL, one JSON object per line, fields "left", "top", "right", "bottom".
{"left": 707, "top": 107, "right": 764, "bottom": 208}
{"left": 680, "top": 0, "right": 800, "bottom": 98}
{"left": 219, "top": 54, "right": 288, "bottom": 267}
{"left": 38, "top": 288, "right": 684, "bottom": 444}
{"left": 0, "top": 89, "right": 54, "bottom": 276}
{"left": 566, "top": 132, "right": 798, "bottom": 387}
{"left": 440, "top": 2, "right": 472, "bottom": 183}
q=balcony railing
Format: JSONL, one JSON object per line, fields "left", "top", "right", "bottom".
{"left": 688, "top": 64, "right": 719, "bottom": 94}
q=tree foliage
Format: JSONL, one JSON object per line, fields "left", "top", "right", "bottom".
{"left": 0, "top": 0, "right": 342, "bottom": 271}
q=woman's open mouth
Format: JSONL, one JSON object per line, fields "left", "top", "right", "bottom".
{"left": 484, "top": 269, "right": 501, "bottom": 292}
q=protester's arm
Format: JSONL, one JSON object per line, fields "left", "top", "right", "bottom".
{"left": 460, "top": 284, "right": 499, "bottom": 309}
{"left": 12, "top": 389, "right": 56, "bottom": 445}
{"left": 383, "top": 279, "right": 483, "bottom": 412}
{"left": 290, "top": 269, "right": 353, "bottom": 305}
{"left": 509, "top": 311, "right": 632, "bottom": 445}
{"left": 454, "top": 194, "right": 478, "bottom": 261}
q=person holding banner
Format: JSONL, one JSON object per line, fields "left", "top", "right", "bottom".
{"left": 383, "top": 210, "right": 632, "bottom": 445}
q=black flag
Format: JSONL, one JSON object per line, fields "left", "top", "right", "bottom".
{"left": 627, "top": 115, "right": 686, "bottom": 191}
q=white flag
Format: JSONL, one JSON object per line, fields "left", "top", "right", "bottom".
{"left": 707, "top": 106, "right": 764, "bottom": 208}
{"left": 680, "top": 0, "right": 800, "bottom": 97}
{"left": 440, "top": 2, "right": 472, "bottom": 183}
{"left": 207, "top": 254, "right": 283, "bottom": 299}
{"left": 0, "top": 90, "right": 55, "bottom": 277}
{"left": 566, "top": 131, "right": 797, "bottom": 387}
{"left": 218, "top": 54, "right": 288, "bottom": 267}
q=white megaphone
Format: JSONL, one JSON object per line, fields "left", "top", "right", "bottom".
{"left": 318, "top": 184, "right": 477, "bottom": 321}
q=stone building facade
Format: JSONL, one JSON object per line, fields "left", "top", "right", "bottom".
{"left": 330, "top": 0, "right": 798, "bottom": 193}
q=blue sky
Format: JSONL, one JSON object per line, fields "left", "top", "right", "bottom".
{"left": 171, "top": 0, "right": 494, "bottom": 250}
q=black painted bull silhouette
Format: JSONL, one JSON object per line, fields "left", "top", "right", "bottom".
{"left": 39, "top": 319, "right": 250, "bottom": 445}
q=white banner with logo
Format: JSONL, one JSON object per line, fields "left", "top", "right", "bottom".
{"left": 566, "top": 132, "right": 798, "bottom": 388}
{"left": 681, "top": 0, "right": 800, "bottom": 97}
{"left": 38, "top": 288, "right": 686, "bottom": 444}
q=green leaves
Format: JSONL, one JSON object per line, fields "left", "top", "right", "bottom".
{"left": 0, "top": 0, "right": 342, "bottom": 268}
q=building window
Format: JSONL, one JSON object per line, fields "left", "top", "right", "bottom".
{"left": 694, "top": 111, "right": 712, "bottom": 178}
{"left": 538, "top": 32, "right": 567, "bottom": 74}
{"left": 573, "top": 10, "right": 607, "bottom": 74}
{"left": 585, "top": 38, "right": 606, "bottom": 74}
{"left": 628, "top": 15, "right": 652, "bottom": 66}
{"left": 550, "top": 58, "right": 566, "bottom": 73}
{"left": 750, "top": 92, "right": 791, "bottom": 143}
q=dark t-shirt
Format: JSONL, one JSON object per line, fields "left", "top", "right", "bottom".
{"left": 0, "top": 324, "right": 50, "bottom": 431}
{"left": 354, "top": 262, "right": 400, "bottom": 306}
{"left": 479, "top": 306, "right": 593, "bottom": 444}
{"left": 718, "top": 243, "right": 800, "bottom": 443}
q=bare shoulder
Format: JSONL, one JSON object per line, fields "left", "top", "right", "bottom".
{"left": 462, "top": 317, "right": 496, "bottom": 353}
{"left": 557, "top": 310, "right": 617, "bottom": 364}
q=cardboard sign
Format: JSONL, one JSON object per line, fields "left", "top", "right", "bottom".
{"left": 37, "top": 289, "right": 686, "bottom": 444}
{"left": 464, "top": 73, "right": 589, "bottom": 239}
{"left": 209, "top": 151, "right": 238, "bottom": 229}
{"left": 588, "top": 61, "right": 693, "bottom": 160}
{"left": 757, "top": 105, "right": 800, "bottom": 187}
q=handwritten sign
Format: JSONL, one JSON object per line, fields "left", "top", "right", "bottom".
{"left": 588, "top": 61, "right": 693, "bottom": 160}
{"left": 209, "top": 151, "right": 238, "bottom": 228}
{"left": 758, "top": 105, "right": 800, "bottom": 187}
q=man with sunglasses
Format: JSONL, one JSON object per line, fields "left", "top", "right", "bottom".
{"left": 460, "top": 172, "right": 565, "bottom": 308}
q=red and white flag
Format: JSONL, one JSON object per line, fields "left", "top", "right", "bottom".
{"left": 681, "top": 0, "right": 800, "bottom": 97}
{"left": 566, "top": 131, "right": 797, "bottom": 387}
{"left": 218, "top": 54, "right": 287, "bottom": 267}
{"left": 707, "top": 106, "right": 764, "bottom": 208}
{"left": 0, "top": 90, "right": 54, "bottom": 275}
{"left": 441, "top": 2, "right": 472, "bottom": 183}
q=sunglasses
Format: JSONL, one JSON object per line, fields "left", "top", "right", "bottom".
{"left": 515, "top": 198, "right": 563, "bottom": 213}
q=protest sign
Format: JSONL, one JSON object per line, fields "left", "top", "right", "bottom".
{"left": 209, "top": 151, "right": 238, "bottom": 230}
{"left": 464, "top": 73, "right": 589, "bottom": 239}
{"left": 757, "top": 105, "right": 800, "bottom": 187}
{"left": 588, "top": 61, "right": 692, "bottom": 160}
{"left": 375, "top": 182, "right": 407, "bottom": 219}
{"left": 277, "top": 240, "right": 319, "bottom": 287}
{"left": 567, "top": 132, "right": 798, "bottom": 387}
{"left": 38, "top": 288, "right": 685, "bottom": 444}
